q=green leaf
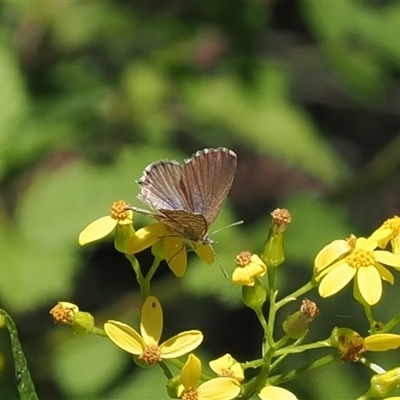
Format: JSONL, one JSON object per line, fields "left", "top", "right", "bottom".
{"left": 0, "top": 309, "right": 39, "bottom": 400}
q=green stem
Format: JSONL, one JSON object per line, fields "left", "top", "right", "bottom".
{"left": 274, "top": 340, "right": 332, "bottom": 357}
{"left": 145, "top": 256, "right": 162, "bottom": 285}
{"left": 275, "top": 279, "right": 316, "bottom": 310}
{"left": 269, "top": 354, "right": 338, "bottom": 385}
{"left": 266, "top": 268, "right": 277, "bottom": 346}
{"left": 125, "top": 254, "right": 150, "bottom": 299}
{"left": 126, "top": 254, "right": 145, "bottom": 286}
{"left": 241, "top": 349, "right": 274, "bottom": 400}
{"left": 382, "top": 309, "right": 400, "bottom": 332}
{"left": 0, "top": 309, "right": 39, "bottom": 400}
{"left": 255, "top": 308, "right": 273, "bottom": 349}
{"left": 92, "top": 326, "right": 108, "bottom": 337}
{"left": 270, "top": 335, "right": 305, "bottom": 372}
{"left": 363, "top": 304, "right": 377, "bottom": 332}
{"left": 158, "top": 361, "right": 173, "bottom": 379}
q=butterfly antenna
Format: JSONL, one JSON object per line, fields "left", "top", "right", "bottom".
{"left": 213, "top": 248, "right": 228, "bottom": 278}
{"left": 211, "top": 220, "right": 244, "bottom": 236}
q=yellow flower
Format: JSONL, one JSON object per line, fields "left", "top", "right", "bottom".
{"left": 104, "top": 296, "right": 203, "bottom": 365}
{"left": 177, "top": 354, "right": 241, "bottom": 400}
{"left": 331, "top": 327, "right": 400, "bottom": 362}
{"left": 128, "top": 223, "right": 214, "bottom": 277}
{"left": 232, "top": 252, "right": 267, "bottom": 286}
{"left": 369, "top": 216, "right": 400, "bottom": 253}
{"left": 79, "top": 200, "right": 134, "bottom": 252}
{"left": 258, "top": 386, "right": 298, "bottom": 400}
{"left": 315, "top": 236, "right": 400, "bottom": 305}
{"left": 209, "top": 354, "right": 244, "bottom": 382}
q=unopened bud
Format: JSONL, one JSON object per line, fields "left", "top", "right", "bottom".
{"left": 261, "top": 208, "right": 291, "bottom": 268}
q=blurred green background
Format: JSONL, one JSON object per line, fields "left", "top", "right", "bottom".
{"left": 1, "top": 0, "right": 400, "bottom": 398}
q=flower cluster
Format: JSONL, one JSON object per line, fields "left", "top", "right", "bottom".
{"left": 50, "top": 151, "right": 400, "bottom": 400}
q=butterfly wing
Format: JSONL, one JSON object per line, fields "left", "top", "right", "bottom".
{"left": 137, "top": 160, "right": 191, "bottom": 211}
{"left": 156, "top": 210, "right": 208, "bottom": 242}
{"left": 181, "top": 148, "right": 237, "bottom": 226}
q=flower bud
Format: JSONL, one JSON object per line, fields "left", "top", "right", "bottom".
{"left": 283, "top": 299, "right": 319, "bottom": 339}
{"left": 368, "top": 367, "right": 400, "bottom": 398}
{"left": 49, "top": 302, "right": 95, "bottom": 334}
{"left": 261, "top": 208, "right": 291, "bottom": 268}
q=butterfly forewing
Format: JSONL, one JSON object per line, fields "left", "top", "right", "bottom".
{"left": 138, "top": 161, "right": 191, "bottom": 211}
{"left": 182, "top": 148, "right": 237, "bottom": 226}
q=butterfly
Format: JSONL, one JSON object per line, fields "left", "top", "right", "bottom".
{"left": 129, "top": 147, "right": 237, "bottom": 244}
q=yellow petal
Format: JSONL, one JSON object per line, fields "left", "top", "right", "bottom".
{"left": 181, "top": 354, "right": 201, "bottom": 389}
{"left": 232, "top": 266, "right": 255, "bottom": 286}
{"left": 164, "top": 237, "right": 187, "bottom": 276}
{"left": 230, "top": 363, "right": 245, "bottom": 381}
{"left": 375, "top": 250, "right": 400, "bottom": 269}
{"left": 356, "top": 237, "right": 377, "bottom": 251}
{"left": 209, "top": 354, "right": 235, "bottom": 374}
{"left": 259, "top": 386, "right": 298, "bottom": 400}
{"left": 318, "top": 263, "right": 355, "bottom": 298}
{"left": 104, "top": 320, "right": 145, "bottom": 355}
{"left": 193, "top": 243, "right": 215, "bottom": 264}
{"left": 364, "top": 334, "right": 400, "bottom": 351}
{"left": 375, "top": 263, "right": 395, "bottom": 284}
{"left": 159, "top": 330, "right": 203, "bottom": 358}
{"left": 79, "top": 216, "right": 117, "bottom": 245}
{"left": 141, "top": 296, "right": 163, "bottom": 346}
{"left": 127, "top": 223, "right": 168, "bottom": 253}
{"left": 197, "top": 377, "right": 241, "bottom": 400}
{"left": 369, "top": 226, "right": 393, "bottom": 247}
{"left": 357, "top": 266, "right": 382, "bottom": 305}
{"left": 209, "top": 354, "right": 244, "bottom": 381}
{"left": 314, "top": 240, "right": 351, "bottom": 273}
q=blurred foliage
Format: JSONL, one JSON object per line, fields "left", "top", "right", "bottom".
{"left": 1, "top": 0, "right": 400, "bottom": 399}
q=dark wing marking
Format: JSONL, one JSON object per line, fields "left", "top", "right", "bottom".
{"left": 157, "top": 210, "right": 208, "bottom": 242}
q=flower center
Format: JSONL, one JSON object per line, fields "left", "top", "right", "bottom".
{"left": 235, "top": 251, "right": 252, "bottom": 267}
{"left": 345, "top": 248, "right": 376, "bottom": 269}
{"left": 181, "top": 388, "right": 199, "bottom": 400}
{"left": 338, "top": 335, "right": 365, "bottom": 362}
{"left": 49, "top": 302, "right": 77, "bottom": 324}
{"left": 139, "top": 344, "right": 162, "bottom": 365}
{"left": 220, "top": 369, "right": 235, "bottom": 378}
{"left": 110, "top": 200, "right": 130, "bottom": 220}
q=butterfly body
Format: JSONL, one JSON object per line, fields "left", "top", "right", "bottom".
{"left": 131, "top": 148, "right": 237, "bottom": 244}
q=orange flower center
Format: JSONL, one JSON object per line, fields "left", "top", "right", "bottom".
{"left": 49, "top": 303, "right": 76, "bottom": 324}
{"left": 110, "top": 200, "right": 130, "bottom": 220}
{"left": 139, "top": 344, "right": 162, "bottom": 365}
{"left": 235, "top": 251, "right": 252, "bottom": 267}
{"left": 181, "top": 388, "right": 199, "bottom": 400}
{"left": 345, "top": 248, "right": 375, "bottom": 269}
